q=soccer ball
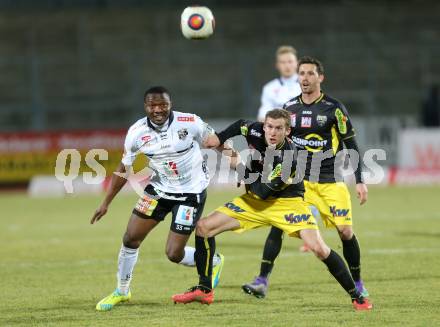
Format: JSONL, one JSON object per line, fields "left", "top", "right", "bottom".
{"left": 181, "top": 6, "right": 215, "bottom": 40}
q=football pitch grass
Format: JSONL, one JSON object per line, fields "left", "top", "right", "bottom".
{"left": 1, "top": 186, "right": 439, "bottom": 327}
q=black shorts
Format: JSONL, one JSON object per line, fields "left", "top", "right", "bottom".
{"left": 132, "top": 184, "right": 207, "bottom": 235}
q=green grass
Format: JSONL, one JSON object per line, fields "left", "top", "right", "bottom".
{"left": 1, "top": 186, "right": 440, "bottom": 327}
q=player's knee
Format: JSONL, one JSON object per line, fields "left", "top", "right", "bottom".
{"left": 122, "top": 232, "right": 142, "bottom": 249}
{"left": 307, "top": 241, "right": 330, "bottom": 260}
{"left": 165, "top": 247, "right": 183, "bottom": 263}
{"left": 196, "top": 219, "right": 210, "bottom": 237}
{"left": 338, "top": 227, "right": 354, "bottom": 241}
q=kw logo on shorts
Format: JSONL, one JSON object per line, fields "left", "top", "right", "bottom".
{"left": 224, "top": 202, "right": 245, "bottom": 213}
{"left": 284, "top": 213, "right": 311, "bottom": 224}
{"left": 329, "top": 206, "right": 350, "bottom": 217}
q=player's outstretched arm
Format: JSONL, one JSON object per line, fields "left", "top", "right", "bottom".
{"left": 356, "top": 183, "right": 368, "bottom": 205}
{"left": 90, "top": 162, "right": 128, "bottom": 224}
{"left": 203, "top": 133, "right": 221, "bottom": 148}
{"left": 342, "top": 136, "right": 367, "bottom": 205}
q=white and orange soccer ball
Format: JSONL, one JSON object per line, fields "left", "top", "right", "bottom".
{"left": 180, "top": 6, "right": 215, "bottom": 40}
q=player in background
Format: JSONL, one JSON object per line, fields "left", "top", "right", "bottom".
{"left": 259, "top": 45, "right": 314, "bottom": 253}
{"left": 257, "top": 45, "right": 301, "bottom": 122}
{"left": 172, "top": 109, "right": 372, "bottom": 310}
{"left": 242, "top": 57, "right": 369, "bottom": 300}
{"left": 90, "top": 86, "right": 225, "bottom": 311}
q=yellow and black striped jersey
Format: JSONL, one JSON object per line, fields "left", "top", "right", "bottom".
{"left": 283, "top": 93, "right": 356, "bottom": 183}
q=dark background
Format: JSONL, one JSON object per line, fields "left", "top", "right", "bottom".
{"left": 0, "top": 0, "right": 438, "bottom": 131}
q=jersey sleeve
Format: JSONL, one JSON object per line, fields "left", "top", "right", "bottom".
{"left": 121, "top": 128, "right": 139, "bottom": 167}
{"left": 334, "top": 102, "right": 355, "bottom": 140}
{"left": 193, "top": 115, "right": 215, "bottom": 143}
{"left": 216, "top": 119, "right": 254, "bottom": 145}
{"left": 257, "top": 84, "right": 274, "bottom": 121}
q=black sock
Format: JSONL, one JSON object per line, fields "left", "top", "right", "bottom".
{"left": 342, "top": 234, "right": 361, "bottom": 282}
{"left": 259, "top": 227, "right": 283, "bottom": 278}
{"left": 322, "top": 250, "right": 361, "bottom": 300}
{"left": 195, "top": 235, "right": 215, "bottom": 290}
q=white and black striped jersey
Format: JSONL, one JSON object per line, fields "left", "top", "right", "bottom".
{"left": 122, "top": 111, "right": 213, "bottom": 194}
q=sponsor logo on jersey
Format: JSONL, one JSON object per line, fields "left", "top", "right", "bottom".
{"left": 284, "top": 213, "right": 311, "bottom": 224}
{"left": 290, "top": 113, "right": 296, "bottom": 127}
{"left": 177, "top": 128, "right": 188, "bottom": 140}
{"left": 284, "top": 99, "right": 298, "bottom": 107}
{"left": 316, "top": 115, "right": 327, "bottom": 127}
{"left": 163, "top": 161, "right": 179, "bottom": 176}
{"left": 292, "top": 134, "right": 327, "bottom": 152}
{"left": 301, "top": 116, "right": 312, "bottom": 128}
{"left": 302, "top": 110, "right": 312, "bottom": 115}
{"left": 160, "top": 133, "right": 167, "bottom": 140}
{"left": 141, "top": 135, "right": 152, "bottom": 142}
{"left": 330, "top": 206, "right": 350, "bottom": 217}
{"left": 177, "top": 116, "right": 195, "bottom": 122}
{"left": 250, "top": 129, "right": 262, "bottom": 137}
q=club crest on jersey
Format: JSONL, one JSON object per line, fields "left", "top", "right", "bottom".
{"left": 290, "top": 113, "right": 296, "bottom": 127}
{"left": 316, "top": 115, "right": 327, "bottom": 127}
{"left": 177, "top": 128, "right": 188, "bottom": 140}
{"left": 301, "top": 116, "right": 312, "bottom": 128}
{"left": 335, "top": 108, "right": 348, "bottom": 134}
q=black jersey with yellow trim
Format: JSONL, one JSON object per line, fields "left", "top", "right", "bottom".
{"left": 283, "top": 93, "right": 356, "bottom": 183}
{"left": 216, "top": 119, "right": 304, "bottom": 199}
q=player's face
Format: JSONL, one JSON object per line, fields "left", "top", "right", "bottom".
{"left": 144, "top": 93, "right": 171, "bottom": 125}
{"left": 263, "top": 117, "right": 291, "bottom": 146}
{"left": 298, "top": 63, "right": 324, "bottom": 94}
{"left": 276, "top": 53, "right": 298, "bottom": 78}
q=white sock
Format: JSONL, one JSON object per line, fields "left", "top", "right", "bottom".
{"left": 117, "top": 245, "right": 139, "bottom": 295}
{"left": 178, "top": 246, "right": 196, "bottom": 267}
{"left": 213, "top": 253, "right": 221, "bottom": 267}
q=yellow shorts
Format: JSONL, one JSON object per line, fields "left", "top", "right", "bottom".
{"left": 215, "top": 193, "right": 318, "bottom": 238}
{"left": 304, "top": 180, "right": 352, "bottom": 228}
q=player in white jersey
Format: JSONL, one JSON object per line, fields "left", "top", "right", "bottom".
{"left": 257, "top": 45, "right": 301, "bottom": 121}
{"left": 90, "top": 86, "right": 225, "bottom": 311}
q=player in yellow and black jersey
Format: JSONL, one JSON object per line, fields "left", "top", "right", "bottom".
{"left": 243, "top": 56, "right": 371, "bottom": 301}
{"left": 172, "top": 109, "right": 371, "bottom": 310}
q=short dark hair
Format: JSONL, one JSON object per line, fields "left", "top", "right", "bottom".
{"left": 265, "top": 108, "right": 291, "bottom": 128}
{"left": 144, "top": 86, "right": 170, "bottom": 102}
{"left": 298, "top": 56, "right": 324, "bottom": 75}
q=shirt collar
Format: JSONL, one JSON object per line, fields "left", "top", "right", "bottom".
{"left": 147, "top": 111, "right": 174, "bottom": 132}
{"left": 279, "top": 74, "right": 298, "bottom": 85}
